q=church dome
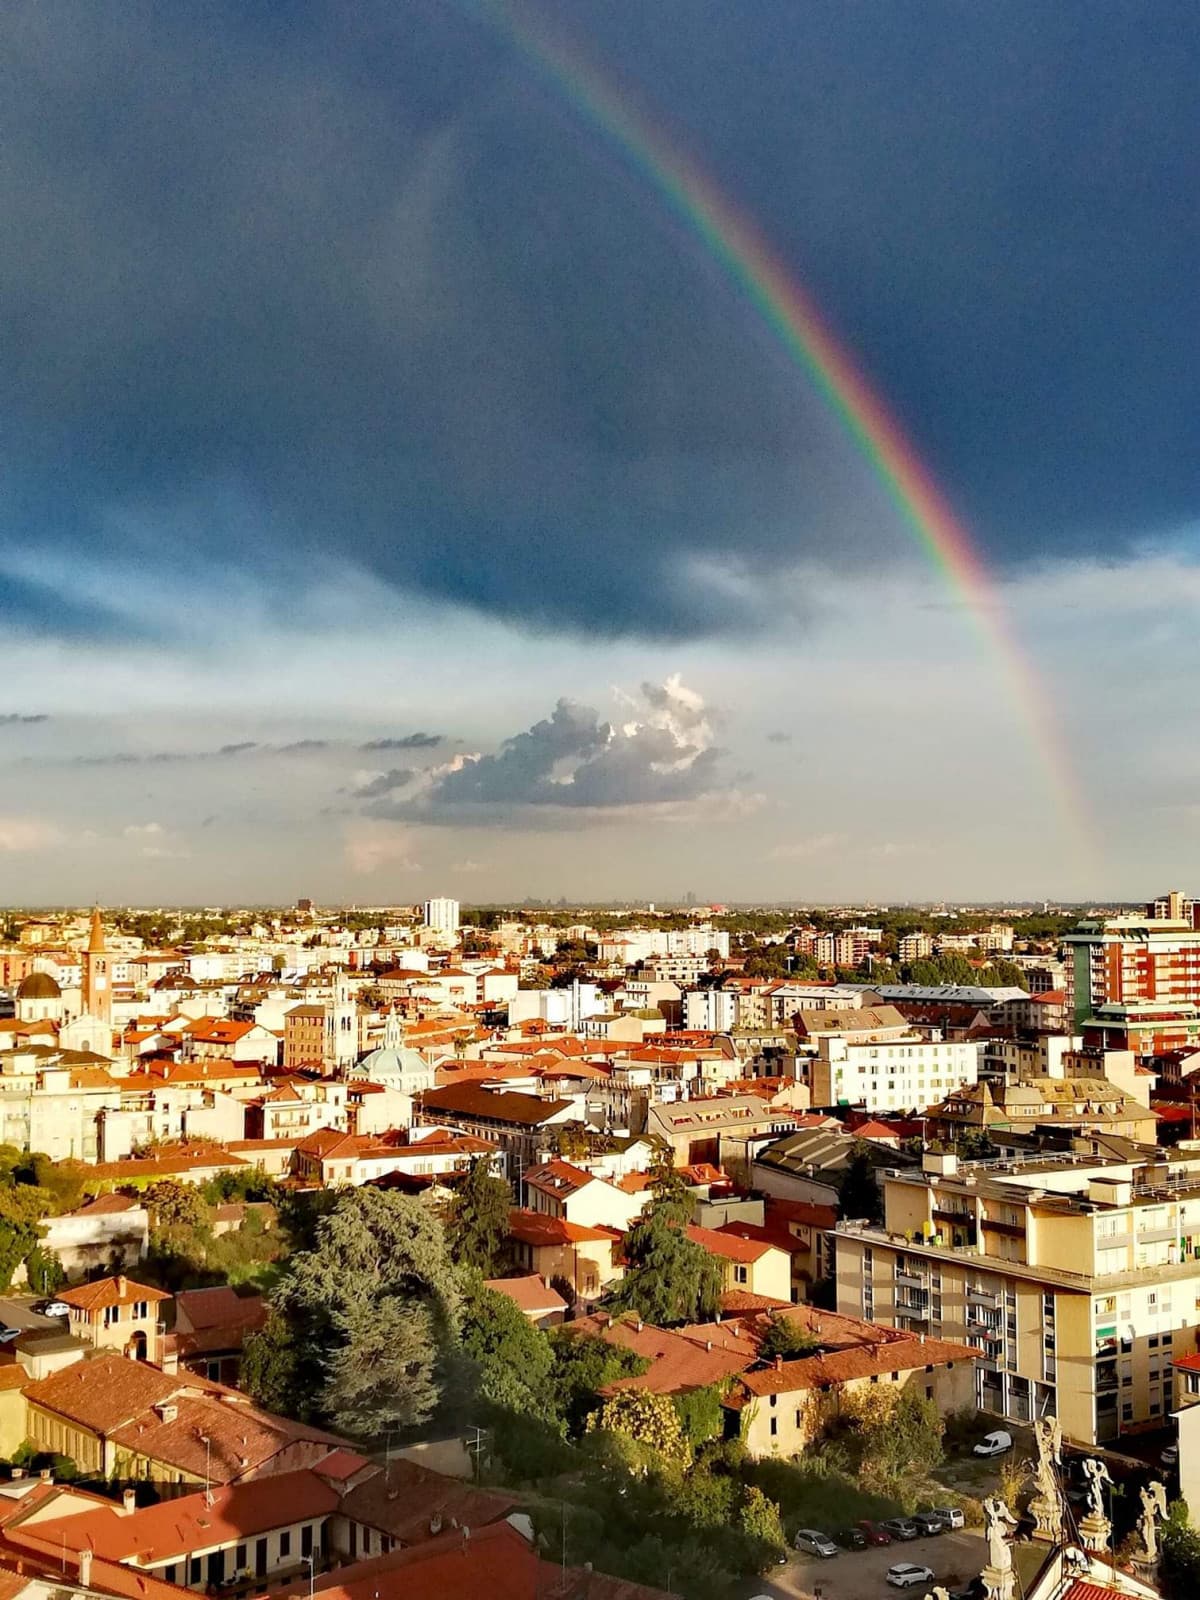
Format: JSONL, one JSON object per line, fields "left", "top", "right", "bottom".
{"left": 17, "top": 971, "right": 61, "bottom": 1000}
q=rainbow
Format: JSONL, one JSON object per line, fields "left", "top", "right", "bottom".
{"left": 465, "top": 1, "right": 1090, "bottom": 850}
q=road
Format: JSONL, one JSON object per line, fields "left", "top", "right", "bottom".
{"left": 0, "top": 1294, "right": 69, "bottom": 1334}
{"left": 749, "top": 1529, "right": 1047, "bottom": 1600}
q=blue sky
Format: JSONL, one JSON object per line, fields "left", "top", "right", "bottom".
{"left": 0, "top": 1, "right": 1197, "bottom": 902}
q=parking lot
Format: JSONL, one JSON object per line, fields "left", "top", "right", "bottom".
{"left": 750, "top": 1529, "right": 1047, "bottom": 1600}
{"left": 0, "top": 1294, "right": 68, "bottom": 1334}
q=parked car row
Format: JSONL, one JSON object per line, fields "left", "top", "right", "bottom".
{"left": 794, "top": 1506, "right": 965, "bottom": 1558}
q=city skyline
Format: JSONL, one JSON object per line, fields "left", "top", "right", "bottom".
{"left": 1, "top": 2, "right": 1197, "bottom": 899}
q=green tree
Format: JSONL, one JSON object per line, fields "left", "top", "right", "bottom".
{"left": 846, "top": 1386, "right": 944, "bottom": 1497}
{"left": 586, "top": 1389, "right": 690, "bottom": 1464}
{"left": 459, "top": 1280, "right": 557, "bottom": 1425}
{"left": 738, "top": 1484, "right": 787, "bottom": 1556}
{"left": 608, "top": 1168, "right": 723, "bottom": 1327}
{"left": 18, "top": 1155, "right": 87, "bottom": 1215}
{"left": 0, "top": 1187, "right": 49, "bottom": 1290}
{"left": 757, "top": 1313, "right": 821, "bottom": 1362}
{"left": 269, "top": 1187, "right": 462, "bottom": 1435}
{"left": 838, "top": 1145, "right": 883, "bottom": 1225}
{"left": 240, "top": 1311, "right": 300, "bottom": 1414}
{"left": 144, "top": 1181, "right": 208, "bottom": 1231}
{"left": 549, "top": 1331, "right": 651, "bottom": 1433}
{"left": 1162, "top": 1501, "right": 1200, "bottom": 1599}
{"left": 24, "top": 1244, "right": 65, "bottom": 1295}
{"left": 443, "top": 1158, "right": 512, "bottom": 1276}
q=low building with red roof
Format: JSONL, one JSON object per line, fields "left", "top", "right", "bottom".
{"left": 506, "top": 1209, "right": 623, "bottom": 1307}
{"left": 724, "top": 1330, "right": 977, "bottom": 1457}
{"left": 484, "top": 1274, "right": 568, "bottom": 1328}
{"left": 684, "top": 1223, "right": 792, "bottom": 1303}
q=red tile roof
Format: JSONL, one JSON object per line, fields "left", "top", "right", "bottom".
{"left": 484, "top": 1276, "right": 567, "bottom": 1318}
{"left": 27, "top": 1469, "right": 339, "bottom": 1563}
{"left": 728, "top": 1334, "right": 976, "bottom": 1405}
{"left": 59, "top": 1276, "right": 169, "bottom": 1313}
{"left": 568, "top": 1314, "right": 748, "bottom": 1396}
{"left": 684, "top": 1224, "right": 778, "bottom": 1264}
{"left": 506, "top": 1209, "right": 613, "bottom": 1248}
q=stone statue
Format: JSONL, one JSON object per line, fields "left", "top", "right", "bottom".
{"left": 983, "top": 1496, "right": 1019, "bottom": 1574}
{"left": 1028, "top": 1415, "right": 1064, "bottom": 1539}
{"left": 1081, "top": 1457, "right": 1113, "bottom": 1522}
{"left": 1138, "top": 1480, "right": 1168, "bottom": 1564}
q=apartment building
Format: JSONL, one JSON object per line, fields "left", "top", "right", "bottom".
{"left": 794, "top": 1006, "right": 979, "bottom": 1112}
{"left": 835, "top": 1148, "right": 1200, "bottom": 1445}
{"left": 1065, "top": 912, "right": 1200, "bottom": 1055}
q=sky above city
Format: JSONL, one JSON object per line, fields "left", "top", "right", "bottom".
{"left": 1, "top": 0, "right": 1198, "bottom": 905}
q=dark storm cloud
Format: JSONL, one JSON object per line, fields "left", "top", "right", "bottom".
{"left": 278, "top": 740, "right": 329, "bottom": 753}
{"left": 0, "top": 1, "right": 1195, "bottom": 644}
{"left": 62, "top": 740, "right": 333, "bottom": 767}
{"left": 0, "top": 714, "right": 49, "bottom": 726}
{"left": 353, "top": 767, "right": 416, "bottom": 799}
{"left": 361, "top": 734, "right": 443, "bottom": 751}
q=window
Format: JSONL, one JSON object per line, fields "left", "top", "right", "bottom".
{"left": 134, "top": 1301, "right": 148, "bottom": 1319}
{"left": 302, "top": 1526, "right": 313, "bottom": 1558}
{"left": 769, "top": 1418, "right": 777, "bottom": 1436}
{"left": 235, "top": 1546, "right": 246, "bottom": 1571}
{"left": 280, "top": 1532, "right": 291, "bottom": 1558}
{"left": 164, "top": 1568, "right": 176, "bottom": 1586}
{"left": 735, "top": 1266, "right": 748, "bottom": 1285}
{"left": 189, "top": 1558, "right": 201, "bottom": 1585}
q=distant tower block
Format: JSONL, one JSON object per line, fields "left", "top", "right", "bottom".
{"left": 82, "top": 906, "right": 112, "bottom": 1025}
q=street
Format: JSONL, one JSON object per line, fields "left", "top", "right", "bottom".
{"left": 749, "top": 1529, "right": 1048, "bottom": 1600}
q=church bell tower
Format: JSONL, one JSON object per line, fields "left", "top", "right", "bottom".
{"left": 82, "top": 906, "right": 112, "bottom": 1025}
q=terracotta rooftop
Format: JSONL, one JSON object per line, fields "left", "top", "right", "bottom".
{"left": 483, "top": 1275, "right": 567, "bottom": 1318}
{"left": 569, "top": 1313, "right": 750, "bottom": 1397}
{"left": 728, "top": 1334, "right": 977, "bottom": 1405}
{"left": 59, "top": 1276, "right": 169, "bottom": 1314}
{"left": 26, "top": 1469, "right": 338, "bottom": 1564}
{"left": 507, "top": 1209, "right": 613, "bottom": 1248}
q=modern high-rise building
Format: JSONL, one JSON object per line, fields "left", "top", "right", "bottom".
{"left": 422, "top": 898, "right": 460, "bottom": 936}
{"left": 1064, "top": 905, "right": 1200, "bottom": 1058}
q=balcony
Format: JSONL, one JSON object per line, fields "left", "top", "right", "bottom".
{"left": 967, "top": 1285, "right": 1002, "bottom": 1307}
{"left": 1137, "top": 1225, "right": 1179, "bottom": 1244}
{"left": 895, "top": 1268, "right": 929, "bottom": 1290}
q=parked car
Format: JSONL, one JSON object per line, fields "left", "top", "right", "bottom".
{"left": 833, "top": 1526, "right": 868, "bottom": 1550}
{"left": 856, "top": 1520, "right": 893, "bottom": 1546}
{"left": 1161, "top": 1444, "right": 1179, "bottom": 1469}
{"left": 930, "top": 1506, "right": 965, "bottom": 1530}
{"left": 32, "top": 1300, "right": 70, "bottom": 1318}
{"left": 912, "top": 1512, "right": 945, "bottom": 1537}
{"left": 887, "top": 1563, "right": 936, "bottom": 1589}
{"left": 793, "top": 1529, "right": 839, "bottom": 1558}
{"left": 881, "top": 1518, "right": 921, "bottom": 1542}
{"left": 973, "top": 1430, "right": 1014, "bottom": 1457}
{"left": 0, "top": 1327, "right": 20, "bottom": 1345}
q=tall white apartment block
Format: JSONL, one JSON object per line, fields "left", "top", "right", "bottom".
{"left": 423, "top": 898, "right": 461, "bottom": 936}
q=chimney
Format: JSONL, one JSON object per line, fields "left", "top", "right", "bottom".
{"left": 79, "top": 1550, "right": 93, "bottom": 1587}
{"left": 116, "top": 1276, "right": 128, "bottom": 1297}
{"left": 10, "top": 1469, "right": 23, "bottom": 1481}
{"left": 919, "top": 1331, "right": 926, "bottom": 1345}
{"left": 122, "top": 1488, "right": 137, "bottom": 1514}
{"left": 636, "top": 1320, "right": 643, "bottom": 1333}
{"left": 705, "top": 1340, "right": 712, "bottom": 1352}
{"left": 38, "top": 1468, "right": 50, "bottom": 1482}
{"left": 775, "top": 1355, "right": 782, "bottom": 1370}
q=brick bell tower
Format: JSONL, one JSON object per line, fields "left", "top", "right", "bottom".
{"left": 81, "top": 906, "right": 112, "bottom": 1025}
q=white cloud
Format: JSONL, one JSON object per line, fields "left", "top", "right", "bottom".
{"left": 344, "top": 821, "right": 423, "bottom": 875}
{"left": 0, "top": 817, "right": 60, "bottom": 852}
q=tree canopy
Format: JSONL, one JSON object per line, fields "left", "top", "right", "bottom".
{"left": 443, "top": 1158, "right": 512, "bottom": 1276}
{"left": 608, "top": 1167, "right": 723, "bottom": 1327}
